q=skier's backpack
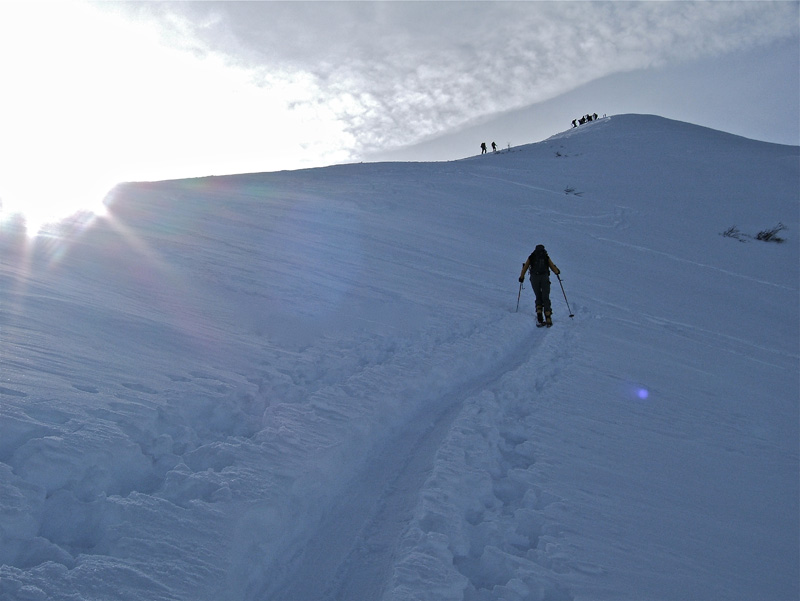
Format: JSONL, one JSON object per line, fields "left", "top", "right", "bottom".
{"left": 529, "top": 245, "right": 549, "bottom": 276}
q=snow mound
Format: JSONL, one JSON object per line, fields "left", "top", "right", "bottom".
{"left": 0, "top": 114, "right": 797, "bottom": 601}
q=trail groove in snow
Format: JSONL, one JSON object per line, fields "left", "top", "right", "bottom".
{"left": 261, "top": 314, "right": 548, "bottom": 601}
{"left": 384, "top": 322, "right": 578, "bottom": 601}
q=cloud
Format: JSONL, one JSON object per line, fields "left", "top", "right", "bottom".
{"left": 116, "top": 1, "right": 796, "bottom": 159}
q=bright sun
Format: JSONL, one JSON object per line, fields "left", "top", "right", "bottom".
{"left": 0, "top": 1, "right": 233, "bottom": 235}
{"left": 0, "top": 171, "right": 112, "bottom": 235}
{"left": 0, "top": 2, "right": 137, "bottom": 234}
{"left": 0, "top": 1, "right": 351, "bottom": 236}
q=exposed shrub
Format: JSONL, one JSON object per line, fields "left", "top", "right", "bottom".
{"left": 755, "top": 223, "right": 786, "bottom": 243}
{"left": 721, "top": 223, "right": 788, "bottom": 243}
{"left": 721, "top": 225, "right": 747, "bottom": 242}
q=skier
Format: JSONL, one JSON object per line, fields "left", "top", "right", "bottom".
{"left": 491, "top": 141, "right": 497, "bottom": 152}
{"left": 481, "top": 142, "right": 487, "bottom": 154}
{"left": 519, "top": 244, "right": 561, "bottom": 327}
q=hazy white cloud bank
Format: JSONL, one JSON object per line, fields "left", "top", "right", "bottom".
{"left": 120, "top": 1, "right": 798, "bottom": 158}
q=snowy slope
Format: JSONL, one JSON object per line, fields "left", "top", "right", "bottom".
{"left": 0, "top": 114, "right": 797, "bottom": 601}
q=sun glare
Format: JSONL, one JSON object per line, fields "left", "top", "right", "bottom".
{"left": 0, "top": 174, "right": 112, "bottom": 236}
{"left": 0, "top": 2, "right": 128, "bottom": 235}
{"left": 0, "top": 0, "right": 351, "bottom": 238}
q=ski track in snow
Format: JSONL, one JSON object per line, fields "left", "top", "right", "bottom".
{"left": 593, "top": 297, "right": 799, "bottom": 369}
{"left": 265, "top": 315, "right": 565, "bottom": 601}
{"left": 266, "top": 379, "right": 462, "bottom": 601}
{"left": 592, "top": 234, "right": 797, "bottom": 291}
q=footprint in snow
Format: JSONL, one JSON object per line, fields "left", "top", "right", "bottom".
{"left": 73, "top": 384, "right": 100, "bottom": 393}
{"left": 0, "top": 386, "right": 27, "bottom": 397}
{"left": 121, "top": 382, "right": 159, "bottom": 394}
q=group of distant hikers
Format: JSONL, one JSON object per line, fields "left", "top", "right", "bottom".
{"left": 571, "top": 113, "right": 603, "bottom": 128}
{"left": 482, "top": 112, "right": 606, "bottom": 155}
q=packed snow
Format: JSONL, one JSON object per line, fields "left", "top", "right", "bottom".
{"left": 0, "top": 114, "right": 797, "bottom": 601}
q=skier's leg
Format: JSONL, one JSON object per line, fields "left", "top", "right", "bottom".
{"left": 542, "top": 277, "right": 553, "bottom": 326}
{"left": 531, "top": 276, "right": 544, "bottom": 323}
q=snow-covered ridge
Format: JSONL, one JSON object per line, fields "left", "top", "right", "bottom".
{"left": 1, "top": 115, "right": 797, "bottom": 601}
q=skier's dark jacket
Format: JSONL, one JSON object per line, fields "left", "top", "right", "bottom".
{"left": 519, "top": 247, "right": 560, "bottom": 281}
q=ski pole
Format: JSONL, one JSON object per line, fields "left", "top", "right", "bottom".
{"left": 556, "top": 274, "right": 574, "bottom": 318}
{"left": 515, "top": 281, "right": 523, "bottom": 312}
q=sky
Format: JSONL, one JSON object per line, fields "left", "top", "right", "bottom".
{"left": 0, "top": 1, "right": 798, "bottom": 230}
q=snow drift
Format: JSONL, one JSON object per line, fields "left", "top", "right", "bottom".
{"left": 0, "top": 114, "right": 797, "bottom": 601}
